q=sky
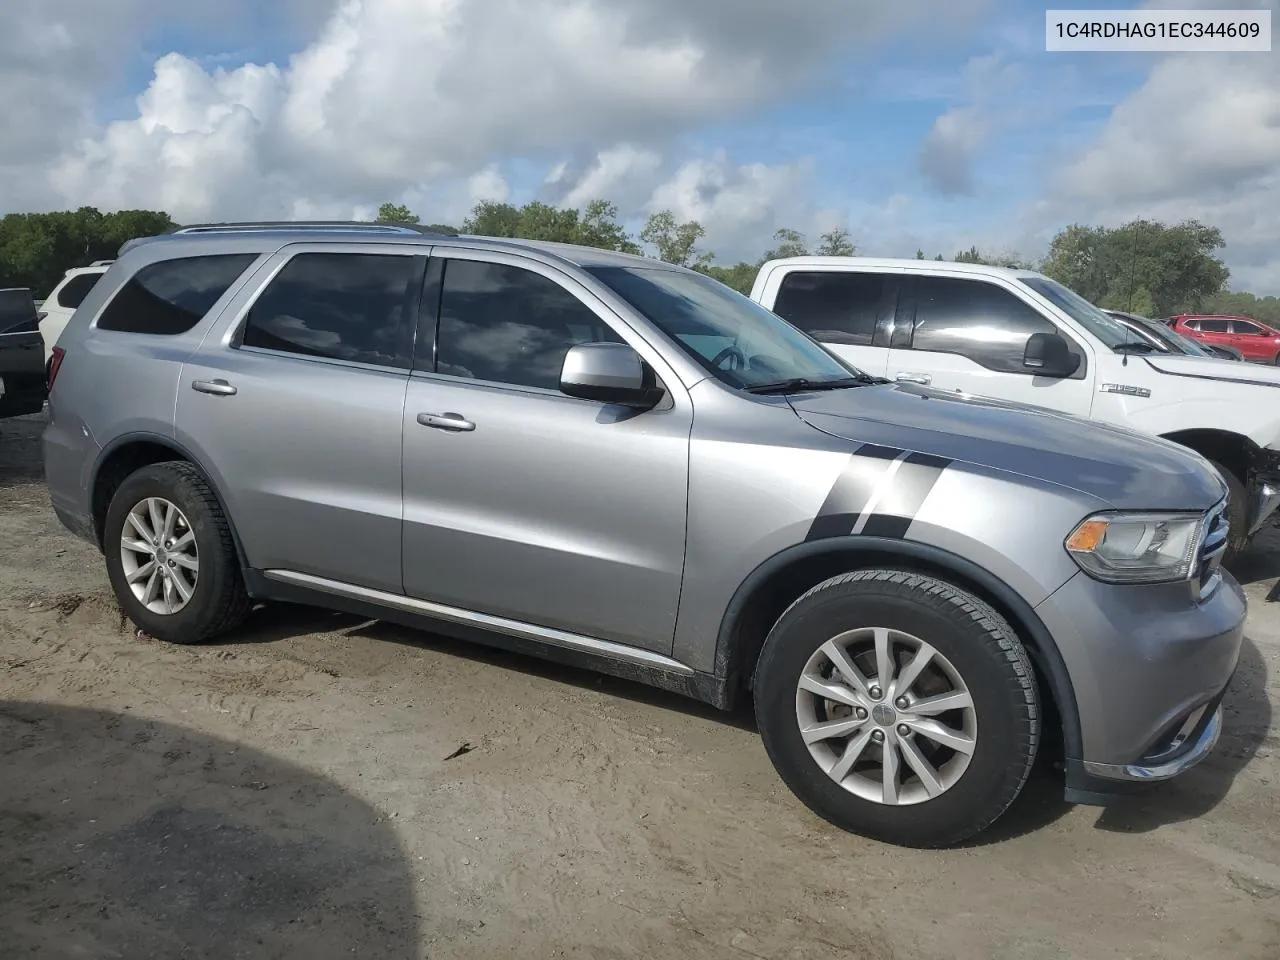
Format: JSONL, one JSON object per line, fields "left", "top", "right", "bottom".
{"left": 2, "top": 0, "right": 1278, "bottom": 293}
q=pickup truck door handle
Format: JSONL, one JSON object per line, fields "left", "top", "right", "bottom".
{"left": 895, "top": 372, "right": 932, "bottom": 385}
{"left": 191, "top": 379, "right": 238, "bottom": 396}
{"left": 417, "top": 412, "right": 475, "bottom": 432}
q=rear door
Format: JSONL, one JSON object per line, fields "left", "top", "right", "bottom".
{"left": 176, "top": 244, "right": 425, "bottom": 594}
{"left": 1228, "top": 319, "right": 1278, "bottom": 362}
{"left": 757, "top": 266, "right": 897, "bottom": 377}
{"left": 1188, "top": 317, "right": 1235, "bottom": 353}
{"left": 885, "top": 274, "right": 1095, "bottom": 416}
{"left": 0, "top": 288, "right": 48, "bottom": 418}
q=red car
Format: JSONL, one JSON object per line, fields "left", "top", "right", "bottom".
{"left": 1167, "top": 314, "right": 1280, "bottom": 364}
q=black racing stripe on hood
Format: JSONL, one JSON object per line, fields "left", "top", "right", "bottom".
{"left": 859, "top": 455, "right": 951, "bottom": 539}
{"left": 806, "top": 445, "right": 903, "bottom": 541}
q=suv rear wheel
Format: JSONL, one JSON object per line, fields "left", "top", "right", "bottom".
{"left": 754, "top": 569, "right": 1039, "bottom": 848}
{"left": 103, "top": 461, "right": 251, "bottom": 644}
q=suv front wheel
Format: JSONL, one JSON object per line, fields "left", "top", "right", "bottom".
{"left": 103, "top": 461, "right": 251, "bottom": 644}
{"left": 754, "top": 569, "right": 1040, "bottom": 848}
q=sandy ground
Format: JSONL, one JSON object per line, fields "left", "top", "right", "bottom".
{"left": 1, "top": 410, "right": 1279, "bottom": 960}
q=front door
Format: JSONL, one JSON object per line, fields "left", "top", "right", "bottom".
{"left": 177, "top": 246, "right": 425, "bottom": 594}
{"left": 886, "top": 274, "right": 1096, "bottom": 417}
{"left": 401, "top": 249, "right": 691, "bottom": 654}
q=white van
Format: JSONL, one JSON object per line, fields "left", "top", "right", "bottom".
{"left": 750, "top": 256, "right": 1280, "bottom": 559}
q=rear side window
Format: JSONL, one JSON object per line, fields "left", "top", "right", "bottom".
{"left": 771, "top": 271, "right": 885, "bottom": 345}
{"left": 241, "top": 253, "right": 422, "bottom": 369}
{"left": 55, "top": 272, "right": 103, "bottom": 310}
{"left": 1230, "top": 319, "right": 1264, "bottom": 335}
{"left": 97, "top": 254, "right": 257, "bottom": 335}
{"left": 910, "top": 276, "right": 1073, "bottom": 375}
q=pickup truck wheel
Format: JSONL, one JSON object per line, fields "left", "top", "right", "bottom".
{"left": 102, "top": 461, "right": 251, "bottom": 644}
{"left": 1207, "top": 459, "right": 1248, "bottom": 564}
{"left": 754, "top": 569, "right": 1039, "bottom": 849}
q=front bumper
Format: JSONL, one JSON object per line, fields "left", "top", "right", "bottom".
{"left": 1247, "top": 446, "right": 1280, "bottom": 536}
{"left": 1036, "top": 567, "right": 1245, "bottom": 803}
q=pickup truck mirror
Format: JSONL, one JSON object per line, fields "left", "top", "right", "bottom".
{"left": 559, "top": 343, "right": 665, "bottom": 409}
{"left": 1023, "top": 332, "right": 1080, "bottom": 378}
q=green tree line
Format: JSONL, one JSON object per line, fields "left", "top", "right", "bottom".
{"left": 3, "top": 201, "right": 1276, "bottom": 326}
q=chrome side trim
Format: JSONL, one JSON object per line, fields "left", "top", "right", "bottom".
{"left": 263, "top": 569, "right": 696, "bottom": 677}
{"left": 1083, "top": 706, "right": 1222, "bottom": 782}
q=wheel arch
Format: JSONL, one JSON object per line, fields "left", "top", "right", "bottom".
{"left": 714, "top": 536, "right": 1082, "bottom": 762}
{"left": 90, "top": 432, "right": 250, "bottom": 575}
{"left": 1159, "top": 428, "right": 1258, "bottom": 485}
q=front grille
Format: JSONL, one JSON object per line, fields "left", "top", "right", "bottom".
{"left": 1196, "top": 498, "right": 1229, "bottom": 596}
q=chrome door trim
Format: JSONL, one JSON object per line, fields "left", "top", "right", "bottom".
{"left": 263, "top": 569, "right": 697, "bottom": 676}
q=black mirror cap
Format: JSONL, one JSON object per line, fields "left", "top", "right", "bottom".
{"left": 1023, "top": 331, "right": 1080, "bottom": 377}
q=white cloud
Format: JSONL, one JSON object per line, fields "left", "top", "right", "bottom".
{"left": 9, "top": 0, "right": 982, "bottom": 223}
{"left": 1044, "top": 50, "right": 1280, "bottom": 294}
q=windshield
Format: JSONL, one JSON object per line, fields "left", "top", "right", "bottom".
{"left": 585, "top": 265, "right": 862, "bottom": 389}
{"left": 1164, "top": 327, "right": 1215, "bottom": 356}
{"left": 1019, "top": 276, "right": 1135, "bottom": 349}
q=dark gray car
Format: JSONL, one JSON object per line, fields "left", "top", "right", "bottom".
{"left": 43, "top": 224, "right": 1244, "bottom": 847}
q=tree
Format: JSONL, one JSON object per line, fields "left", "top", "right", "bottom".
{"left": 1040, "top": 219, "right": 1229, "bottom": 317}
{"left": 764, "top": 227, "right": 807, "bottom": 260}
{"left": 815, "top": 228, "right": 855, "bottom": 257}
{"left": 951, "top": 246, "right": 1031, "bottom": 269}
{"left": 462, "top": 199, "right": 638, "bottom": 252}
{"left": 699, "top": 262, "right": 758, "bottom": 295}
{"left": 640, "top": 210, "right": 711, "bottom": 267}
{"left": 916, "top": 249, "right": 926, "bottom": 260}
{"left": 1203, "top": 290, "right": 1280, "bottom": 326}
{"left": 578, "top": 200, "right": 641, "bottom": 254}
{"left": 376, "top": 202, "right": 418, "bottom": 224}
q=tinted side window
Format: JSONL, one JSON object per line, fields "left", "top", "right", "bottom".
{"left": 771, "top": 271, "right": 884, "bottom": 345}
{"left": 910, "top": 277, "right": 1069, "bottom": 374}
{"left": 1198, "top": 318, "right": 1231, "bottom": 333}
{"left": 0, "top": 289, "right": 39, "bottom": 334}
{"left": 436, "top": 259, "right": 622, "bottom": 390}
{"left": 1230, "top": 320, "right": 1263, "bottom": 335}
{"left": 242, "top": 253, "right": 420, "bottom": 368}
{"left": 55, "top": 272, "right": 103, "bottom": 309}
{"left": 97, "top": 255, "right": 257, "bottom": 335}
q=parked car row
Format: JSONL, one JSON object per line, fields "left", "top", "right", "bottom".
{"left": 1165, "top": 314, "right": 1280, "bottom": 364}
{"left": 42, "top": 223, "right": 1246, "bottom": 848}
{"left": 1104, "top": 310, "right": 1244, "bottom": 362}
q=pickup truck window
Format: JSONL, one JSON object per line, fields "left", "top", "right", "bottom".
{"left": 771, "top": 271, "right": 883, "bottom": 345}
{"left": 909, "top": 276, "right": 1070, "bottom": 374}
{"left": 1018, "top": 276, "right": 1132, "bottom": 349}
{"left": 586, "top": 265, "right": 859, "bottom": 389}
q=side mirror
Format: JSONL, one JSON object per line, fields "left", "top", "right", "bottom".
{"left": 559, "top": 343, "right": 665, "bottom": 409}
{"left": 1023, "top": 332, "right": 1080, "bottom": 378}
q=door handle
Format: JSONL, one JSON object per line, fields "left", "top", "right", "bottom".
{"left": 191, "top": 379, "right": 237, "bottom": 396}
{"left": 417, "top": 412, "right": 475, "bottom": 432}
{"left": 895, "top": 372, "right": 932, "bottom": 385}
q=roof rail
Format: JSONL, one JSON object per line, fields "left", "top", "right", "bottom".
{"left": 168, "top": 221, "right": 426, "bottom": 236}
{"left": 90, "top": 259, "right": 115, "bottom": 267}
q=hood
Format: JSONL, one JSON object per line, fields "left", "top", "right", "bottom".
{"left": 788, "top": 383, "right": 1226, "bottom": 511}
{"left": 1142, "top": 354, "right": 1280, "bottom": 389}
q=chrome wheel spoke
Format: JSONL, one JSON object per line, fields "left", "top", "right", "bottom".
{"left": 899, "top": 735, "right": 945, "bottom": 798}
{"left": 121, "top": 537, "right": 153, "bottom": 556}
{"left": 905, "top": 690, "right": 973, "bottom": 717}
{"left": 873, "top": 627, "right": 893, "bottom": 694}
{"left": 148, "top": 499, "right": 165, "bottom": 540}
{"left": 172, "top": 553, "right": 198, "bottom": 572}
{"left": 821, "top": 638, "right": 872, "bottom": 699}
{"left": 141, "top": 569, "right": 161, "bottom": 606}
{"left": 801, "top": 715, "right": 867, "bottom": 745}
{"left": 881, "top": 735, "right": 901, "bottom": 804}
{"left": 798, "top": 674, "right": 861, "bottom": 709}
{"left": 170, "top": 570, "right": 194, "bottom": 603}
{"left": 829, "top": 729, "right": 874, "bottom": 782}
{"left": 893, "top": 645, "right": 934, "bottom": 697}
{"left": 126, "top": 560, "right": 157, "bottom": 584}
{"left": 907, "top": 718, "right": 975, "bottom": 756}
{"left": 170, "top": 531, "right": 195, "bottom": 552}
{"left": 126, "top": 511, "right": 153, "bottom": 542}
{"left": 161, "top": 501, "right": 178, "bottom": 542}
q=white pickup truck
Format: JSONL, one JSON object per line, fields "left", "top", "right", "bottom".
{"left": 750, "top": 256, "right": 1280, "bottom": 560}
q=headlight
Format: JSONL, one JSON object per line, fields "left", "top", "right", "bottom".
{"left": 1065, "top": 511, "right": 1206, "bottom": 584}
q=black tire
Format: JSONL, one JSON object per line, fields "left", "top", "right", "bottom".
{"left": 754, "top": 569, "right": 1039, "bottom": 848}
{"left": 1207, "top": 459, "right": 1248, "bottom": 566}
{"left": 103, "top": 461, "right": 251, "bottom": 644}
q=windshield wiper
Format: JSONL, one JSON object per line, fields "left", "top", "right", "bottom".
{"left": 746, "top": 376, "right": 870, "bottom": 395}
{"left": 1113, "top": 341, "right": 1159, "bottom": 354}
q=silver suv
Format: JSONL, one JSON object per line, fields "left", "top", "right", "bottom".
{"left": 44, "top": 223, "right": 1245, "bottom": 847}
